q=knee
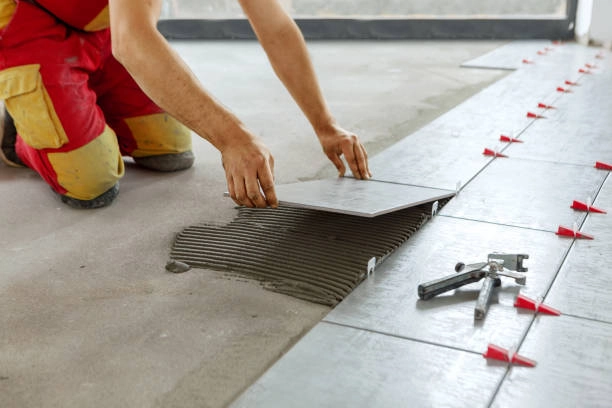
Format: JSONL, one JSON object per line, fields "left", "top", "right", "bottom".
{"left": 47, "top": 125, "right": 125, "bottom": 205}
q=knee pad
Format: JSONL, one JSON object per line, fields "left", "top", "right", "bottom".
{"left": 60, "top": 182, "right": 119, "bottom": 209}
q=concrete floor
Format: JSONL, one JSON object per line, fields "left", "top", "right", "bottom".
{"left": 0, "top": 40, "right": 506, "bottom": 408}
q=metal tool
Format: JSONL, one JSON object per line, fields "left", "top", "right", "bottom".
{"left": 417, "top": 253, "right": 528, "bottom": 320}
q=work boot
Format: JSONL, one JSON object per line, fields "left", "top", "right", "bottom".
{"left": 134, "top": 150, "right": 195, "bottom": 172}
{"left": 0, "top": 106, "right": 24, "bottom": 167}
{"left": 60, "top": 183, "right": 120, "bottom": 209}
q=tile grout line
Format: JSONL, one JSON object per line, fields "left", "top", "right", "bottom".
{"left": 320, "top": 320, "right": 483, "bottom": 356}
{"left": 486, "top": 67, "right": 594, "bottom": 408}
{"left": 561, "top": 312, "right": 612, "bottom": 326}
{"left": 485, "top": 169, "right": 606, "bottom": 407}
{"left": 438, "top": 214, "right": 559, "bottom": 234}
{"left": 485, "top": 243, "right": 575, "bottom": 407}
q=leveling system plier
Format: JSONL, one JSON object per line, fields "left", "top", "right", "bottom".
{"left": 417, "top": 253, "right": 529, "bottom": 320}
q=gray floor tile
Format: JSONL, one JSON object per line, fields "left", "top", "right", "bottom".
{"left": 369, "top": 128, "right": 494, "bottom": 190}
{"left": 545, "top": 175, "right": 612, "bottom": 322}
{"left": 368, "top": 67, "right": 579, "bottom": 191}
{"left": 491, "top": 315, "right": 612, "bottom": 408}
{"left": 231, "top": 322, "right": 507, "bottom": 408}
{"left": 324, "top": 216, "right": 572, "bottom": 352}
{"left": 269, "top": 178, "right": 454, "bottom": 217}
{"left": 505, "top": 118, "right": 612, "bottom": 168}
{"left": 440, "top": 159, "right": 607, "bottom": 232}
{"left": 461, "top": 40, "right": 553, "bottom": 70}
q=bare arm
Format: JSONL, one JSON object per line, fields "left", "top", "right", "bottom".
{"left": 239, "top": 0, "right": 370, "bottom": 179}
{"left": 109, "top": 0, "right": 277, "bottom": 208}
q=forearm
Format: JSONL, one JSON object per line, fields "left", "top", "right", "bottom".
{"left": 110, "top": 5, "right": 253, "bottom": 151}
{"left": 242, "top": 1, "right": 335, "bottom": 134}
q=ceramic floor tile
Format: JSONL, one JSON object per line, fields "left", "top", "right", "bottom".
{"left": 491, "top": 315, "right": 612, "bottom": 408}
{"left": 231, "top": 322, "right": 507, "bottom": 408}
{"left": 545, "top": 175, "right": 612, "bottom": 322}
{"left": 505, "top": 116, "right": 612, "bottom": 167}
{"left": 461, "top": 41, "right": 553, "bottom": 70}
{"left": 369, "top": 128, "right": 494, "bottom": 191}
{"left": 266, "top": 178, "right": 454, "bottom": 217}
{"left": 440, "top": 159, "right": 607, "bottom": 232}
{"left": 324, "top": 216, "right": 572, "bottom": 352}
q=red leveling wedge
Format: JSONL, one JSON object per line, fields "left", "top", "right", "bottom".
{"left": 570, "top": 200, "right": 607, "bottom": 214}
{"left": 499, "top": 135, "right": 522, "bottom": 143}
{"left": 483, "top": 148, "right": 507, "bottom": 158}
{"left": 556, "top": 226, "right": 594, "bottom": 240}
{"left": 483, "top": 344, "right": 536, "bottom": 367}
{"left": 595, "top": 161, "right": 612, "bottom": 171}
{"left": 514, "top": 293, "right": 561, "bottom": 315}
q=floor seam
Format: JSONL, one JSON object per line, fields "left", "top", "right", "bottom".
{"left": 320, "top": 320, "right": 482, "bottom": 356}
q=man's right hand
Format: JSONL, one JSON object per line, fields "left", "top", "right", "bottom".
{"left": 221, "top": 138, "right": 278, "bottom": 208}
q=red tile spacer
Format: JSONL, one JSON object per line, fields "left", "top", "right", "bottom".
{"left": 483, "top": 344, "right": 536, "bottom": 367}
{"left": 595, "top": 161, "right": 612, "bottom": 171}
{"left": 537, "top": 50, "right": 547, "bottom": 56}
{"left": 585, "top": 63, "right": 598, "bottom": 69}
{"left": 578, "top": 68, "right": 592, "bottom": 74}
{"left": 522, "top": 59, "right": 534, "bottom": 64}
{"left": 556, "top": 225, "right": 594, "bottom": 240}
{"left": 499, "top": 135, "right": 522, "bottom": 143}
{"left": 570, "top": 200, "right": 607, "bottom": 214}
{"left": 564, "top": 80, "right": 578, "bottom": 86}
{"left": 538, "top": 102, "right": 556, "bottom": 109}
{"left": 514, "top": 293, "right": 561, "bottom": 316}
{"left": 556, "top": 86, "right": 572, "bottom": 93}
{"left": 552, "top": 40, "right": 563, "bottom": 45}
{"left": 526, "top": 112, "right": 545, "bottom": 119}
{"left": 483, "top": 148, "right": 507, "bottom": 158}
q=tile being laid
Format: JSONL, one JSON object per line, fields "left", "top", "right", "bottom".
{"left": 232, "top": 322, "right": 508, "bottom": 408}
{"left": 545, "top": 175, "right": 612, "bottom": 323}
{"left": 324, "top": 216, "right": 572, "bottom": 353}
{"left": 265, "top": 178, "right": 454, "bottom": 217}
{"left": 491, "top": 315, "right": 612, "bottom": 408}
{"left": 440, "top": 158, "right": 607, "bottom": 232}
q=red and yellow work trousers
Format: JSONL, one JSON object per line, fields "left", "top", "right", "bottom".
{"left": 0, "top": 1, "right": 192, "bottom": 200}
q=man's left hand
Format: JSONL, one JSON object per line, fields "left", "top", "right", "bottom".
{"left": 317, "top": 124, "right": 371, "bottom": 180}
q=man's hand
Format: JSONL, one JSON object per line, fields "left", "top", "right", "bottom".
{"left": 317, "top": 124, "right": 371, "bottom": 180}
{"left": 221, "top": 138, "right": 278, "bottom": 208}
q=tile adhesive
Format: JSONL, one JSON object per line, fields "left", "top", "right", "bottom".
{"left": 170, "top": 200, "right": 448, "bottom": 306}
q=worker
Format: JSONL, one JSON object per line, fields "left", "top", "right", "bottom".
{"left": 0, "top": 0, "right": 371, "bottom": 209}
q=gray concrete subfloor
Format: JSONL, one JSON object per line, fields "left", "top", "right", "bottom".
{"left": 0, "top": 40, "right": 506, "bottom": 408}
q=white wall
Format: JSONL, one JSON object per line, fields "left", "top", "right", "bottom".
{"left": 590, "top": 0, "right": 612, "bottom": 43}
{"left": 575, "top": 0, "right": 612, "bottom": 46}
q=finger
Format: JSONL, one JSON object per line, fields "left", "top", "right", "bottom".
{"left": 234, "top": 176, "right": 255, "bottom": 208}
{"left": 269, "top": 155, "right": 275, "bottom": 182}
{"left": 352, "top": 141, "right": 368, "bottom": 179}
{"left": 226, "top": 173, "right": 237, "bottom": 205}
{"left": 327, "top": 152, "right": 346, "bottom": 177}
{"left": 359, "top": 143, "right": 372, "bottom": 178}
{"left": 258, "top": 163, "right": 278, "bottom": 208}
{"left": 341, "top": 139, "right": 362, "bottom": 179}
{"left": 245, "top": 172, "right": 267, "bottom": 208}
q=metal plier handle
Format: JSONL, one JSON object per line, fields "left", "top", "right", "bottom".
{"left": 418, "top": 262, "right": 489, "bottom": 300}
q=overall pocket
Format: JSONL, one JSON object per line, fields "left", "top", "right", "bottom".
{"left": 0, "top": 64, "right": 69, "bottom": 149}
